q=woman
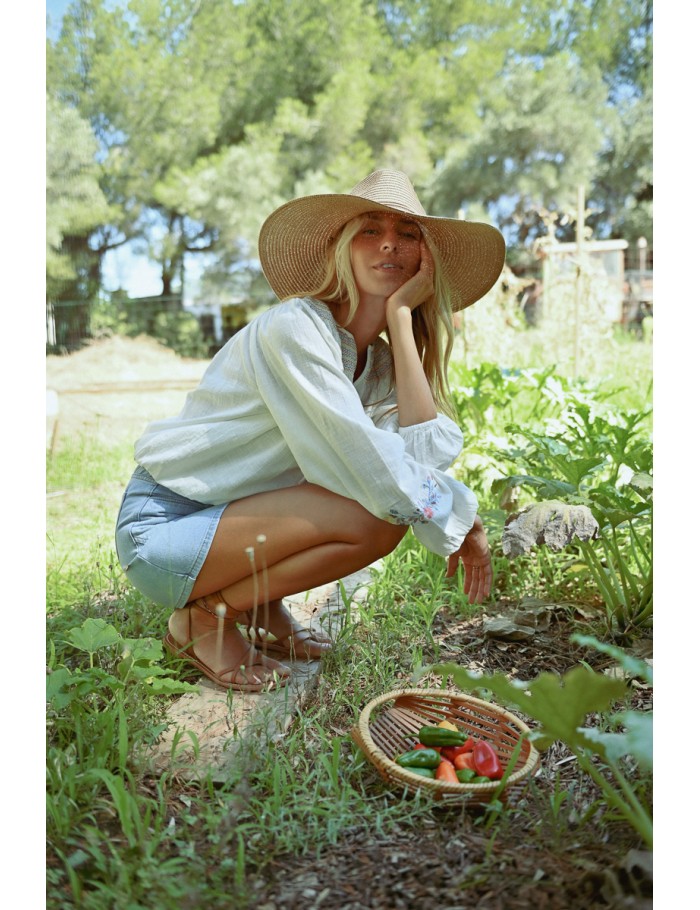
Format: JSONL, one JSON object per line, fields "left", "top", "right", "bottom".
{"left": 115, "top": 169, "right": 506, "bottom": 692}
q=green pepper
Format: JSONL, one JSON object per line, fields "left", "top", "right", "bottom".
{"left": 455, "top": 768, "right": 476, "bottom": 783}
{"left": 395, "top": 747, "right": 442, "bottom": 769}
{"left": 471, "top": 776, "right": 493, "bottom": 783}
{"left": 405, "top": 767, "right": 436, "bottom": 779}
{"left": 417, "top": 725, "right": 468, "bottom": 747}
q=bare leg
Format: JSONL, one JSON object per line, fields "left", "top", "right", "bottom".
{"left": 168, "top": 483, "right": 407, "bottom": 676}
{"left": 189, "top": 483, "right": 407, "bottom": 606}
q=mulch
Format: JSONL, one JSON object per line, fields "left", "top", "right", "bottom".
{"left": 244, "top": 604, "right": 653, "bottom": 910}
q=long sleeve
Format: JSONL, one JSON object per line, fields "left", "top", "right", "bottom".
{"left": 134, "top": 298, "right": 478, "bottom": 556}
{"left": 249, "top": 303, "right": 476, "bottom": 555}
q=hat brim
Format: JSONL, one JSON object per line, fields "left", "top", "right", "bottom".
{"left": 258, "top": 194, "right": 506, "bottom": 312}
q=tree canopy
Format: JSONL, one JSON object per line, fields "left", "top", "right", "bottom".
{"left": 47, "top": 0, "right": 653, "bottom": 301}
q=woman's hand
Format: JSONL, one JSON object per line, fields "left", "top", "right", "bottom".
{"left": 446, "top": 515, "right": 493, "bottom": 605}
{"left": 386, "top": 238, "right": 434, "bottom": 316}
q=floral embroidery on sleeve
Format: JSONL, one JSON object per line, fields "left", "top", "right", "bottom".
{"left": 389, "top": 475, "right": 441, "bottom": 525}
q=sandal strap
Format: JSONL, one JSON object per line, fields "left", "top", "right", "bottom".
{"left": 190, "top": 596, "right": 238, "bottom": 623}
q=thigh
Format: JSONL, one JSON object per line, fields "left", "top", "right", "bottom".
{"left": 192, "top": 482, "right": 403, "bottom": 593}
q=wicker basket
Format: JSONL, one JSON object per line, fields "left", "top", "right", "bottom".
{"left": 351, "top": 688, "right": 540, "bottom": 803}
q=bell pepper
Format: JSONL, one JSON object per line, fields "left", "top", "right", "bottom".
{"left": 441, "top": 740, "right": 476, "bottom": 763}
{"left": 472, "top": 741, "right": 504, "bottom": 780}
{"left": 418, "top": 725, "right": 468, "bottom": 747}
{"left": 454, "top": 751, "right": 476, "bottom": 772}
{"left": 435, "top": 760, "right": 460, "bottom": 783}
{"left": 472, "top": 776, "right": 493, "bottom": 783}
{"left": 455, "top": 768, "right": 476, "bottom": 783}
{"left": 394, "top": 747, "right": 442, "bottom": 769}
{"left": 405, "top": 767, "right": 435, "bottom": 779}
{"left": 437, "top": 720, "right": 459, "bottom": 732}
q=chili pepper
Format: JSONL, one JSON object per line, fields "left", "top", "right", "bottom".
{"left": 472, "top": 741, "right": 503, "bottom": 780}
{"left": 441, "top": 740, "right": 476, "bottom": 763}
{"left": 455, "top": 769, "right": 476, "bottom": 783}
{"left": 418, "top": 725, "right": 468, "bottom": 747}
{"left": 435, "top": 760, "right": 460, "bottom": 783}
{"left": 454, "top": 751, "right": 476, "bottom": 772}
{"left": 405, "top": 767, "right": 435, "bottom": 779}
{"left": 394, "top": 748, "right": 442, "bottom": 769}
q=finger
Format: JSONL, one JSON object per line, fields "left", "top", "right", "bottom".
{"left": 463, "top": 563, "right": 476, "bottom": 601}
{"left": 468, "top": 566, "right": 482, "bottom": 604}
{"left": 445, "top": 553, "right": 458, "bottom": 578}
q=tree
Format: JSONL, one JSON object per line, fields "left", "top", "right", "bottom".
{"left": 427, "top": 53, "right": 609, "bottom": 246}
{"left": 46, "top": 93, "right": 111, "bottom": 300}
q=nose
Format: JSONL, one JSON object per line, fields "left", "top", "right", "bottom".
{"left": 380, "top": 231, "right": 398, "bottom": 251}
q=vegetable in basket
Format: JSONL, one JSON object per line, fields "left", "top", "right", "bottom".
{"left": 473, "top": 740, "right": 503, "bottom": 780}
{"left": 395, "top": 747, "right": 442, "bottom": 769}
{"left": 435, "top": 760, "right": 460, "bottom": 783}
{"left": 406, "top": 767, "right": 436, "bottom": 779}
{"left": 418, "top": 725, "right": 470, "bottom": 747}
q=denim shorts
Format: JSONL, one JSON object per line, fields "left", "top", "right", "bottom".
{"left": 115, "top": 466, "right": 227, "bottom": 610}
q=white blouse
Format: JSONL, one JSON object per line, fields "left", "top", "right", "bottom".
{"left": 134, "top": 297, "right": 477, "bottom": 556}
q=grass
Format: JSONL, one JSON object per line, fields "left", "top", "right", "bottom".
{"left": 46, "top": 324, "right": 652, "bottom": 908}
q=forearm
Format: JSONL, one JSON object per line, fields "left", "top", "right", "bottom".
{"left": 386, "top": 306, "right": 437, "bottom": 426}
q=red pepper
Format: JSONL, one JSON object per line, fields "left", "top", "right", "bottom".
{"left": 454, "top": 751, "right": 476, "bottom": 771}
{"left": 472, "top": 741, "right": 503, "bottom": 780}
{"left": 435, "top": 760, "right": 459, "bottom": 783}
{"left": 441, "top": 739, "right": 476, "bottom": 763}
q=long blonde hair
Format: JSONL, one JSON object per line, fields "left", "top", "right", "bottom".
{"left": 303, "top": 214, "right": 457, "bottom": 417}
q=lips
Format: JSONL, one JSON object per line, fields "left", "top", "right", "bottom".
{"left": 374, "top": 262, "right": 402, "bottom": 271}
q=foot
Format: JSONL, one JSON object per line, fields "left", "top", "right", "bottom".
{"left": 166, "top": 604, "right": 291, "bottom": 690}
{"left": 239, "top": 599, "right": 333, "bottom": 660}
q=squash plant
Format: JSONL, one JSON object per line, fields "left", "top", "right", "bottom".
{"left": 487, "top": 401, "right": 652, "bottom": 639}
{"left": 432, "top": 635, "right": 653, "bottom": 848}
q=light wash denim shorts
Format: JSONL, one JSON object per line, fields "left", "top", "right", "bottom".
{"left": 115, "top": 465, "right": 227, "bottom": 610}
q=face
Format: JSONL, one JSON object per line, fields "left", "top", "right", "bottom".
{"left": 350, "top": 212, "right": 422, "bottom": 301}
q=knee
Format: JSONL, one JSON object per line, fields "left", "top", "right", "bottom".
{"left": 368, "top": 518, "right": 408, "bottom": 559}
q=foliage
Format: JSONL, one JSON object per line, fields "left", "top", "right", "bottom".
{"left": 46, "top": 94, "right": 113, "bottom": 299}
{"left": 432, "top": 637, "right": 653, "bottom": 847}
{"left": 448, "top": 357, "right": 652, "bottom": 635}
{"left": 47, "top": 0, "right": 653, "bottom": 299}
{"left": 490, "top": 403, "right": 653, "bottom": 638}
{"left": 46, "top": 332, "right": 651, "bottom": 903}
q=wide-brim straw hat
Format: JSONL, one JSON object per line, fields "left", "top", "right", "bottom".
{"left": 258, "top": 169, "right": 506, "bottom": 312}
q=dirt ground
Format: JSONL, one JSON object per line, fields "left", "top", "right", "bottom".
{"left": 46, "top": 334, "right": 208, "bottom": 451}
{"left": 244, "top": 610, "right": 653, "bottom": 910}
{"left": 46, "top": 336, "right": 653, "bottom": 909}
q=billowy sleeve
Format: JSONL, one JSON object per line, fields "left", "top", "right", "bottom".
{"left": 249, "top": 305, "right": 477, "bottom": 556}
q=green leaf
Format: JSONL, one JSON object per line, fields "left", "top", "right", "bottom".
{"left": 578, "top": 712, "right": 652, "bottom": 771}
{"left": 66, "top": 618, "right": 121, "bottom": 654}
{"left": 46, "top": 667, "right": 74, "bottom": 709}
{"left": 147, "top": 677, "right": 200, "bottom": 694}
{"left": 432, "top": 662, "right": 628, "bottom": 751}
{"left": 571, "top": 634, "right": 653, "bottom": 685}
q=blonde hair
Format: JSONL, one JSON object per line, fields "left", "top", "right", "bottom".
{"left": 304, "top": 214, "right": 456, "bottom": 416}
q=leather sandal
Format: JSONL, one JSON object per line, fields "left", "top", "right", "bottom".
{"left": 242, "top": 610, "right": 333, "bottom": 661}
{"left": 163, "top": 599, "right": 291, "bottom": 692}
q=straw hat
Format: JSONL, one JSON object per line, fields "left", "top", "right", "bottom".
{"left": 258, "top": 169, "right": 505, "bottom": 311}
